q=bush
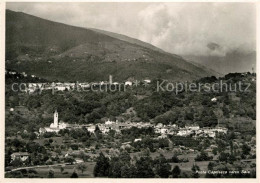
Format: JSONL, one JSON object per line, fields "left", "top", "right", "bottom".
{"left": 195, "top": 151, "right": 213, "bottom": 161}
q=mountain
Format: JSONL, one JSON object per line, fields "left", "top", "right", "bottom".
{"left": 6, "top": 10, "right": 217, "bottom": 82}
{"left": 89, "top": 28, "right": 166, "bottom": 54}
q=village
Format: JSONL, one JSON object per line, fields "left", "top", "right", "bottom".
{"left": 6, "top": 108, "right": 256, "bottom": 178}
{"left": 7, "top": 109, "right": 231, "bottom": 167}
{"left": 7, "top": 70, "right": 151, "bottom": 93}
{"left": 39, "top": 110, "right": 228, "bottom": 139}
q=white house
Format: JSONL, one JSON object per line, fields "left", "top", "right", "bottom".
{"left": 75, "top": 158, "right": 84, "bottom": 164}
{"left": 105, "top": 119, "right": 115, "bottom": 125}
{"left": 39, "top": 127, "right": 47, "bottom": 134}
{"left": 185, "top": 125, "right": 200, "bottom": 131}
{"left": 125, "top": 81, "right": 133, "bottom": 86}
{"left": 11, "top": 152, "right": 29, "bottom": 162}
{"left": 211, "top": 97, "right": 217, "bottom": 102}
{"left": 59, "top": 122, "right": 68, "bottom": 129}
{"left": 143, "top": 79, "right": 151, "bottom": 84}
{"left": 177, "top": 129, "right": 192, "bottom": 136}
{"left": 87, "top": 125, "right": 96, "bottom": 133}
{"left": 55, "top": 86, "right": 66, "bottom": 91}
{"left": 134, "top": 138, "right": 142, "bottom": 142}
{"left": 160, "top": 128, "right": 168, "bottom": 134}
{"left": 214, "top": 127, "right": 228, "bottom": 134}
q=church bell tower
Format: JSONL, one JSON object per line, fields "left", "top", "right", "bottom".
{"left": 54, "top": 110, "right": 58, "bottom": 128}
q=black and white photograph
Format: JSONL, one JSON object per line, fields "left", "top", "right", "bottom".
{"left": 2, "top": 1, "right": 258, "bottom": 180}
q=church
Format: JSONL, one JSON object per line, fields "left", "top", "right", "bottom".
{"left": 39, "top": 110, "right": 68, "bottom": 134}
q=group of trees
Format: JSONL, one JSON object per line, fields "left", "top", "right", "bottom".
{"left": 121, "top": 126, "right": 155, "bottom": 139}
{"left": 170, "top": 136, "right": 199, "bottom": 148}
{"left": 131, "top": 137, "right": 169, "bottom": 152}
{"left": 94, "top": 151, "right": 184, "bottom": 178}
{"left": 5, "top": 138, "right": 52, "bottom": 167}
{"left": 195, "top": 151, "right": 213, "bottom": 161}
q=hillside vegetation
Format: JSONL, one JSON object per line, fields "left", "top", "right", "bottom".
{"left": 6, "top": 10, "right": 216, "bottom": 82}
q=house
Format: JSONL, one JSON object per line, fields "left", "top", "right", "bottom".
{"left": 211, "top": 97, "right": 217, "bottom": 102}
{"left": 215, "top": 127, "right": 228, "bottom": 134}
{"left": 200, "top": 128, "right": 216, "bottom": 138}
{"left": 207, "top": 131, "right": 216, "bottom": 138}
{"left": 105, "top": 119, "right": 115, "bottom": 125}
{"left": 125, "top": 81, "right": 133, "bottom": 86}
{"left": 11, "top": 152, "right": 29, "bottom": 162}
{"left": 143, "top": 79, "right": 151, "bottom": 84}
{"left": 177, "top": 129, "right": 192, "bottom": 136}
{"left": 121, "top": 143, "right": 132, "bottom": 150}
{"left": 98, "top": 125, "right": 110, "bottom": 134}
{"left": 185, "top": 125, "right": 200, "bottom": 131}
{"left": 134, "top": 138, "right": 142, "bottom": 142}
{"left": 59, "top": 121, "right": 68, "bottom": 129}
{"left": 75, "top": 158, "right": 84, "bottom": 164}
{"left": 21, "top": 72, "right": 27, "bottom": 77}
{"left": 55, "top": 86, "right": 66, "bottom": 91}
{"left": 39, "top": 127, "right": 47, "bottom": 134}
{"left": 160, "top": 128, "right": 168, "bottom": 134}
{"left": 87, "top": 125, "right": 96, "bottom": 133}
{"left": 156, "top": 123, "right": 163, "bottom": 128}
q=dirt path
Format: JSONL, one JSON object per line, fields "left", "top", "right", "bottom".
{"left": 5, "top": 163, "right": 69, "bottom": 173}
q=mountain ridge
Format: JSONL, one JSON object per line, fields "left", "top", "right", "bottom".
{"left": 6, "top": 9, "right": 218, "bottom": 82}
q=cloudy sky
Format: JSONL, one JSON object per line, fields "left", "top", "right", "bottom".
{"left": 7, "top": 2, "right": 256, "bottom": 57}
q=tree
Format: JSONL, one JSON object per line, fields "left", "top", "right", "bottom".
{"left": 60, "top": 166, "right": 64, "bottom": 173}
{"left": 120, "top": 165, "right": 131, "bottom": 178}
{"left": 154, "top": 154, "right": 171, "bottom": 178}
{"left": 94, "top": 152, "right": 110, "bottom": 177}
{"left": 135, "top": 156, "right": 155, "bottom": 178}
{"left": 48, "top": 169, "right": 54, "bottom": 178}
{"left": 94, "top": 125, "right": 102, "bottom": 139}
{"left": 195, "top": 151, "right": 212, "bottom": 161}
{"left": 171, "top": 154, "right": 179, "bottom": 163}
{"left": 77, "top": 163, "right": 87, "bottom": 174}
{"left": 70, "top": 144, "right": 79, "bottom": 150}
{"left": 108, "top": 158, "right": 122, "bottom": 178}
{"left": 191, "top": 164, "right": 200, "bottom": 178}
{"left": 218, "top": 152, "right": 230, "bottom": 162}
{"left": 207, "top": 162, "right": 215, "bottom": 170}
{"left": 29, "top": 133, "right": 37, "bottom": 141}
{"left": 79, "top": 151, "right": 89, "bottom": 162}
{"left": 70, "top": 171, "right": 78, "bottom": 178}
{"left": 172, "top": 165, "right": 181, "bottom": 178}
{"left": 11, "top": 158, "right": 23, "bottom": 167}
{"left": 212, "top": 148, "right": 218, "bottom": 155}
{"left": 242, "top": 143, "right": 251, "bottom": 156}
{"left": 65, "top": 157, "right": 75, "bottom": 164}
{"left": 5, "top": 149, "right": 12, "bottom": 167}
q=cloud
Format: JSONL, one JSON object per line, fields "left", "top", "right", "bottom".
{"left": 7, "top": 2, "right": 256, "bottom": 56}
{"left": 136, "top": 3, "right": 256, "bottom": 56}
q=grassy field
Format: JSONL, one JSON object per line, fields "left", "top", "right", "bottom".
{"left": 34, "top": 137, "right": 64, "bottom": 146}
{"left": 28, "top": 162, "right": 96, "bottom": 178}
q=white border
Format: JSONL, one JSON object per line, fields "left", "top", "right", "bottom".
{"left": 0, "top": 1, "right": 259, "bottom": 183}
